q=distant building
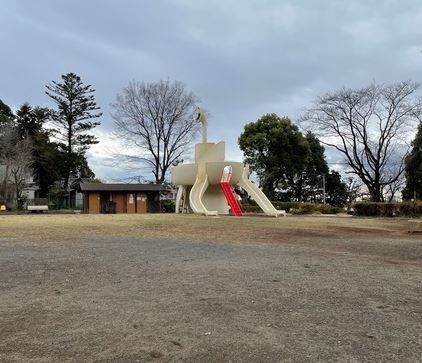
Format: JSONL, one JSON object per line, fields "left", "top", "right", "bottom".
{"left": 21, "top": 173, "right": 39, "bottom": 201}
{"left": 0, "top": 165, "right": 39, "bottom": 208}
{"left": 160, "top": 187, "right": 177, "bottom": 202}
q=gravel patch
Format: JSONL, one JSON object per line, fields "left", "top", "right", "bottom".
{"left": 1, "top": 237, "right": 421, "bottom": 362}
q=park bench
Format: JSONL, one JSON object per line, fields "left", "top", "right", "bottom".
{"left": 27, "top": 205, "right": 49, "bottom": 213}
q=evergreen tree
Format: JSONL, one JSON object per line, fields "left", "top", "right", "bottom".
{"left": 0, "top": 99, "right": 15, "bottom": 125}
{"left": 45, "top": 73, "right": 101, "bottom": 204}
{"left": 325, "top": 170, "right": 348, "bottom": 207}
{"left": 15, "top": 103, "right": 47, "bottom": 138}
{"left": 239, "top": 114, "right": 310, "bottom": 200}
{"left": 15, "top": 103, "right": 63, "bottom": 197}
{"left": 293, "top": 132, "right": 329, "bottom": 202}
{"left": 403, "top": 123, "right": 422, "bottom": 200}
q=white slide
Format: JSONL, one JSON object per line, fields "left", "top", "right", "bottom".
{"left": 189, "top": 174, "right": 218, "bottom": 216}
{"left": 238, "top": 171, "right": 285, "bottom": 217}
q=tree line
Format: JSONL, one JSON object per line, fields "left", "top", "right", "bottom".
{"left": 1, "top": 74, "right": 422, "bottom": 209}
{"left": 111, "top": 78, "right": 422, "bottom": 206}
{"left": 238, "top": 81, "right": 422, "bottom": 206}
{"left": 0, "top": 73, "right": 100, "bottom": 208}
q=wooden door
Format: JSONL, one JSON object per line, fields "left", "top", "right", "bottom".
{"left": 88, "top": 192, "right": 100, "bottom": 213}
{"left": 113, "top": 193, "right": 127, "bottom": 213}
{"left": 136, "top": 193, "right": 147, "bottom": 213}
{"left": 127, "top": 193, "right": 136, "bottom": 213}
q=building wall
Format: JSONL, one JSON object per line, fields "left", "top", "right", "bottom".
{"left": 137, "top": 193, "right": 147, "bottom": 213}
{"left": 127, "top": 193, "right": 136, "bottom": 213}
{"left": 84, "top": 191, "right": 157, "bottom": 214}
{"left": 22, "top": 188, "right": 36, "bottom": 200}
{"left": 88, "top": 193, "right": 100, "bottom": 213}
{"left": 113, "top": 193, "right": 127, "bottom": 213}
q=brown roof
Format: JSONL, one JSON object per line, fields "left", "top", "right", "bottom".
{"left": 79, "top": 183, "right": 167, "bottom": 192}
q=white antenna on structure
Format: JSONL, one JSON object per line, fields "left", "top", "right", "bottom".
{"left": 195, "top": 108, "right": 208, "bottom": 143}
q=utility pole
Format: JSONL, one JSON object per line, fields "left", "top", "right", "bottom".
{"left": 322, "top": 175, "right": 326, "bottom": 204}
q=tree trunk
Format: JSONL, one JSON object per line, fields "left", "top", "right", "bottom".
{"left": 369, "top": 187, "right": 382, "bottom": 202}
{"left": 3, "top": 164, "right": 10, "bottom": 206}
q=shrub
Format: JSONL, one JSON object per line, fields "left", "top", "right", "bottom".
{"left": 242, "top": 200, "right": 342, "bottom": 215}
{"left": 242, "top": 201, "right": 301, "bottom": 213}
{"left": 161, "top": 199, "right": 175, "bottom": 213}
{"left": 317, "top": 204, "right": 343, "bottom": 214}
{"left": 241, "top": 204, "right": 262, "bottom": 213}
{"left": 353, "top": 202, "right": 380, "bottom": 216}
{"left": 47, "top": 187, "right": 65, "bottom": 209}
{"left": 271, "top": 201, "right": 301, "bottom": 212}
{"left": 353, "top": 201, "right": 422, "bottom": 217}
{"left": 290, "top": 203, "right": 343, "bottom": 215}
{"left": 399, "top": 201, "right": 415, "bottom": 216}
{"left": 380, "top": 203, "right": 399, "bottom": 217}
{"left": 291, "top": 203, "right": 316, "bottom": 215}
{"left": 416, "top": 201, "right": 422, "bottom": 215}
{"left": 398, "top": 201, "right": 422, "bottom": 217}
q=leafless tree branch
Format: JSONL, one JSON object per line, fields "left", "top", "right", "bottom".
{"left": 300, "top": 80, "right": 422, "bottom": 201}
{"left": 111, "top": 79, "right": 200, "bottom": 183}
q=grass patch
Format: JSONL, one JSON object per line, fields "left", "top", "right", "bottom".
{"left": 0, "top": 213, "right": 417, "bottom": 248}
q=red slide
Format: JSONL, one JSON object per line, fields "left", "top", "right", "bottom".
{"left": 220, "top": 182, "right": 243, "bottom": 216}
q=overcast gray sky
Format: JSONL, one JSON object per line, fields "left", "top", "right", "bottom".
{"left": 1, "top": 0, "right": 421, "bottom": 181}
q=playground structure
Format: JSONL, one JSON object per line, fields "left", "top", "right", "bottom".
{"left": 172, "top": 110, "right": 285, "bottom": 217}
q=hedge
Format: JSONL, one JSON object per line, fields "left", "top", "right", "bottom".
{"left": 241, "top": 204, "right": 262, "bottom": 213}
{"left": 241, "top": 201, "right": 343, "bottom": 215}
{"left": 271, "top": 201, "right": 301, "bottom": 212}
{"left": 290, "top": 203, "right": 343, "bottom": 215}
{"left": 243, "top": 200, "right": 301, "bottom": 213}
{"left": 353, "top": 201, "right": 422, "bottom": 217}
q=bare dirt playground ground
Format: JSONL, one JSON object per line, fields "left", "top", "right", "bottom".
{"left": 0, "top": 214, "right": 421, "bottom": 362}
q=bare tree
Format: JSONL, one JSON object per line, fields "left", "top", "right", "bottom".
{"left": 0, "top": 127, "right": 33, "bottom": 208}
{"left": 345, "top": 177, "right": 362, "bottom": 212}
{"left": 0, "top": 125, "right": 16, "bottom": 204}
{"left": 301, "top": 81, "right": 422, "bottom": 202}
{"left": 9, "top": 138, "right": 33, "bottom": 209}
{"left": 383, "top": 174, "right": 406, "bottom": 202}
{"left": 111, "top": 79, "right": 200, "bottom": 184}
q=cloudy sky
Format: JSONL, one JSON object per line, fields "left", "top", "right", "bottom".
{"left": 1, "top": 0, "right": 421, "bottom": 181}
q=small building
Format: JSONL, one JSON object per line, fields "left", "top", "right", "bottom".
{"left": 69, "top": 177, "right": 91, "bottom": 208}
{"left": 79, "top": 183, "right": 166, "bottom": 214}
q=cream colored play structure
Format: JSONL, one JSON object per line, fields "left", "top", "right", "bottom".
{"left": 172, "top": 109, "right": 285, "bottom": 217}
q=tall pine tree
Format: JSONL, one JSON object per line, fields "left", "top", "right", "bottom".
{"left": 46, "top": 73, "right": 101, "bottom": 205}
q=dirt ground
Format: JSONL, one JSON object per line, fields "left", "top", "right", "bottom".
{"left": 0, "top": 214, "right": 421, "bottom": 362}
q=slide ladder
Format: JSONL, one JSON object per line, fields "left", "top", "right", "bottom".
{"left": 220, "top": 182, "right": 243, "bottom": 216}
